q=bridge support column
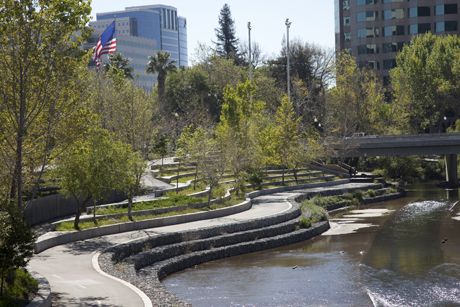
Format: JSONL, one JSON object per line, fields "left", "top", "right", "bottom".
{"left": 445, "top": 154, "right": 458, "bottom": 187}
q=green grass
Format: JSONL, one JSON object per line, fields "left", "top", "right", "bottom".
{"left": 94, "top": 195, "right": 206, "bottom": 216}
{"left": 55, "top": 192, "right": 247, "bottom": 231}
{"left": 0, "top": 269, "right": 38, "bottom": 307}
{"left": 300, "top": 201, "right": 328, "bottom": 225}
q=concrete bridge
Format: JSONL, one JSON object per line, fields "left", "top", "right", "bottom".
{"left": 328, "top": 133, "right": 460, "bottom": 186}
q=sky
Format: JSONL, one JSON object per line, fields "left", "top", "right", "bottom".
{"left": 90, "top": 0, "right": 335, "bottom": 62}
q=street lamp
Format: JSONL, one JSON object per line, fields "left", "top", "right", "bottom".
{"left": 247, "top": 22, "right": 253, "bottom": 82}
{"left": 285, "top": 18, "right": 292, "bottom": 102}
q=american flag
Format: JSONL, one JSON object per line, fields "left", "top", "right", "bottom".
{"left": 93, "top": 21, "right": 117, "bottom": 68}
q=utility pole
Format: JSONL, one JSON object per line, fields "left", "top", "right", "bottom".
{"left": 285, "top": 18, "right": 292, "bottom": 102}
{"left": 248, "top": 21, "right": 253, "bottom": 82}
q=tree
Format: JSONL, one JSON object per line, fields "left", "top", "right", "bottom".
{"left": 146, "top": 51, "right": 176, "bottom": 110}
{"left": 273, "top": 96, "right": 302, "bottom": 184}
{"left": 120, "top": 151, "right": 146, "bottom": 221}
{"left": 104, "top": 53, "right": 134, "bottom": 79}
{"left": 325, "top": 52, "right": 393, "bottom": 139}
{"left": 0, "top": 201, "right": 34, "bottom": 296}
{"left": 391, "top": 33, "right": 460, "bottom": 133}
{"left": 266, "top": 41, "right": 334, "bottom": 126}
{"left": 215, "top": 4, "right": 241, "bottom": 65}
{"left": 0, "top": 0, "right": 91, "bottom": 209}
{"left": 216, "top": 81, "right": 264, "bottom": 193}
{"left": 55, "top": 128, "right": 130, "bottom": 229}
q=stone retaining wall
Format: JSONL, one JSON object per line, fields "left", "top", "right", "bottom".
{"left": 35, "top": 199, "right": 252, "bottom": 253}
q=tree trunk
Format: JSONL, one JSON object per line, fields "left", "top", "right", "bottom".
{"left": 194, "top": 164, "right": 198, "bottom": 190}
{"left": 74, "top": 204, "right": 81, "bottom": 230}
{"left": 294, "top": 167, "right": 298, "bottom": 184}
{"left": 92, "top": 199, "right": 97, "bottom": 224}
{"left": 128, "top": 193, "right": 133, "bottom": 221}
{"left": 282, "top": 167, "right": 285, "bottom": 185}
{"left": 207, "top": 186, "right": 212, "bottom": 206}
{"left": 0, "top": 267, "right": 4, "bottom": 297}
{"left": 176, "top": 160, "right": 180, "bottom": 194}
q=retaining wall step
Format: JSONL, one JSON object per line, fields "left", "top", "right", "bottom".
{"left": 109, "top": 201, "right": 301, "bottom": 262}
{"left": 130, "top": 218, "right": 300, "bottom": 270}
{"left": 144, "top": 221, "right": 330, "bottom": 280}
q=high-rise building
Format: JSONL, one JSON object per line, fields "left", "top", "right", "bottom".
{"left": 89, "top": 4, "right": 188, "bottom": 90}
{"left": 335, "top": 0, "right": 460, "bottom": 83}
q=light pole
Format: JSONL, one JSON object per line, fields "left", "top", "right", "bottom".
{"left": 248, "top": 22, "right": 253, "bottom": 82}
{"left": 285, "top": 18, "right": 292, "bottom": 102}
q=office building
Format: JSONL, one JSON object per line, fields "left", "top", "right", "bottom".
{"left": 335, "top": 0, "right": 460, "bottom": 82}
{"left": 89, "top": 4, "right": 188, "bottom": 90}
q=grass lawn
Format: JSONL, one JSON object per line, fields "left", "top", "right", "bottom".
{"left": 55, "top": 192, "right": 247, "bottom": 232}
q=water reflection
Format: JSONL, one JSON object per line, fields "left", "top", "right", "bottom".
{"left": 163, "top": 184, "right": 460, "bottom": 306}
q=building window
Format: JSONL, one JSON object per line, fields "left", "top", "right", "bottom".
{"left": 358, "top": 27, "right": 379, "bottom": 38}
{"left": 384, "top": 9, "right": 404, "bottom": 20}
{"left": 344, "top": 32, "right": 351, "bottom": 41}
{"left": 357, "top": 0, "right": 377, "bottom": 5}
{"left": 409, "top": 6, "right": 430, "bottom": 18}
{"left": 343, "top": 0, "right": 350, "bottom": 10}
{"left": 383, "top": 59, "right": 397, "bottom": 70}
{"left": 383, "top": 0, "right": 403, "bottom": 3}
{"left": 410, "top": 23, "right": 431, "bottom": 35}
{"left": 437, "top": 21, "right": 458, "bottom": 33}
{"left": 367, "top": 61, "right": 379, "bottom": 70}
{"left": 437, "top": 4, "right": 458, "bottom": 15}
{"left": 357, "top": 11, "right": 378, "bottom": 22}
{"left": 358, "top": 44, "right": 379, "bottom": 55}
{"left": 382, "top": 42, "right": 405, "bottom": 53}
{"left": 384, "top": 25, "right": 404, "bottom": 36}
{"left": 344, "top": 16, "right": 351, "bottom": 26}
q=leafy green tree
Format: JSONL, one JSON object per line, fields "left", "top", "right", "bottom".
{"left": 120, "top": 151, "right": 146, "bottom": 221}
{"left": 391, "top": 33, "right": 460, "bottom": 133}
{"left": 216, "top": 81, "right": 264, "bottom": 193}
{"left": 215, "top": 4, "right": 242, "bottom": 65}
{"left": 326, "top": 52, "right": 392, "bottom": 138}
{"left": 146, "top": 51, "right": 176, "bottom": 110}
{"left": 0, "top": 201, "right": 34, "bottom": 296}
{"left": 104, "top": 53, "right": 134, "bottom": 79}
{"left": 0, "top": 0, "right": 91, "bottom": 208}
{"left": 55, "top": 128, "right": 130, "bottom": 229}
{"left": 273, "top": 96, "right": 302, "bottom": 184}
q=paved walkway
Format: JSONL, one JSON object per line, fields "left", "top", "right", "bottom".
{"left": 29, "top": 181, "right": 375, "bottom": 307}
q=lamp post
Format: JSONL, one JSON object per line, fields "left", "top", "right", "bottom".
{"left": 285, "top": 18, "right": 292, "bottom": 102}
{"left": 248, "top": 22, "right": 253, "bottom": 82}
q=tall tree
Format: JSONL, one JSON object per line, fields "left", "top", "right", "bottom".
{"left": 146, "top": 51, "right": 176, "bottom": 110}
{"left": 215, "top": 4, "right": 241, "bottom": 65}
{"left": 0, "top": 0, "right": 91, "bottom": 209}
{"left": 104, "top": 53, "right": 134, "bottom": 79}
{"left": 391, "top": 33, "right": 460, "bottom": 133}
{"left": 325, "top": 52, "right": 393, "bottom": 138}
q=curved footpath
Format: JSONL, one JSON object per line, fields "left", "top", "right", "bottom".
{"left": 28, "top": 180, "right": 379, "bottom": 307}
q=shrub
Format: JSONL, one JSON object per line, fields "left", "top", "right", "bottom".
{"left": 366, "top": 189, "right": 376, "bottom": 197}
{"left": 298, "top": 217, "right": 311, "bottom": 229}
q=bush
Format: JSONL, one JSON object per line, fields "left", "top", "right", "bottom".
{"left": 298, "top": 217, "right": 311, "bottom": 229}
{"left": 0, "top": 268, "right": 38, "bottom": 306}
{"left": 366, "top": 189, "right": 376, "bottom": 197}
{"left": 247, "top": 168, "right": 264, "bottom": 190}
{"left": 0, "top": 202, "right": 35, "bottom": 299}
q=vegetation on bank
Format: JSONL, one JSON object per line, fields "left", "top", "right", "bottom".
{"left": 0, "top": 269, "right": 38, "bottom": 307}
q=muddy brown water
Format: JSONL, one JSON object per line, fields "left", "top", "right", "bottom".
{"left": 163, "top": 183, "right": 460, "bottom": 306}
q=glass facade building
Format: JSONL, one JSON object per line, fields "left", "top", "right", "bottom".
{"left": 335, "top": 0, "right": 460, "bottom": 83}
{"left": 89, "top": 4, "right": 188, "bottom": 90}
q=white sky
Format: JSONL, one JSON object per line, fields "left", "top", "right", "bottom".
{"left": 90, "top": 0, "right": 335, "bottom": 61}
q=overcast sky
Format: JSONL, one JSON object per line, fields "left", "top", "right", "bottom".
{"left": 91, "top": 0, "right": 335, "bottom": 61}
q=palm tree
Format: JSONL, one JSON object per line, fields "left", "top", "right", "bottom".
{"left": 146, "top": 51, "right": 176, "bottom": 108}
{"left": 104, "top": 53, "right": 134, "bottom": 79}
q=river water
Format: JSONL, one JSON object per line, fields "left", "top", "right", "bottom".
{"left": 163, "top": 183, "right": 460, "bottom": 306}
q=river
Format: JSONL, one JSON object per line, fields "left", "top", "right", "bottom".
{"left": 163, "top": 183, "right": 460, "bottom": 306}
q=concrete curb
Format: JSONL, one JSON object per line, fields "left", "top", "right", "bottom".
{"left": 26, "top": 271, "right": 51, "bottom": 307}
{"left": 34, "top": 199, "right": 252, "bottom": 254}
